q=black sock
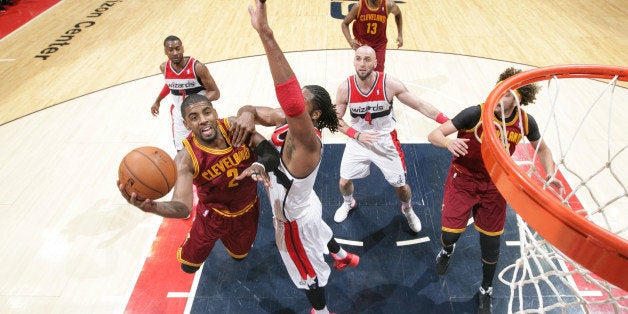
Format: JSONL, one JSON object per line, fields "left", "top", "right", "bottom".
{"left": 305, "top": 286, "right": 326, "bottom": 310}
{"left": 481, "top": 261, "right": 496, "bottom": 290}
{"left": 327, "top": 238, "right": 340, "bottom": 254}
{"left": 441, "top": 231, "right": 460, "bottom": 254}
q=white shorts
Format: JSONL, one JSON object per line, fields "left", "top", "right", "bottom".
{"left": 273, "top": 196, "right": 333, "bottom": 290}
{"left": 339, "top": 134, "right": 407, "bottom": 187}
{"left": 170, "top": 104, "right": 191, "bottom": 151}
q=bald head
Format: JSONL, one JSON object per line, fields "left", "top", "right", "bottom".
{"left": 353, "top": 45, "right": 378, "bottom": 79}
{"left": 355, "top": 45, "right": 376, "bottom": 57}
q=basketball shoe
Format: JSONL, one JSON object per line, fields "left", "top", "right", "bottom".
{"left": 334, "top": 199, "right": 357, "bottom": 223}
{"left": 332, "top": 252, "right": 360, "bottom": 270}
{"left": 478, "top": 286, "right": 493, "bottom": 314}
{"left": 402, "top": 206, "right": 422, "bottom": 232}
{"left": 435, "top": 244, "right": 455, "bottom": 275}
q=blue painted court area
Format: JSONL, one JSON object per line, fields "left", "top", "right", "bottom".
{"left": 190, "top": 144, "right": 570, "bottom": 313}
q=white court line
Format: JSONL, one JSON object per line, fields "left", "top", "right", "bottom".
{"left": 505, "top": 241, "right": 521, "bottom": 246}
{"left": 335, "top": 238, "right": 364, "bottom": 247}
{"left": 396, "top": 237, "right": 430, "bottom": 246}
{"left": 0, "top": 59, "right": 16, "bottom": 62}
{"left": 183, "top": 264, "right": 205, "bottom": 314}
{"left": 167, "top": 292, "right": 190, "bottom": 298}
{"left": 467, "top": 217, "right": 474, "bottom": 226}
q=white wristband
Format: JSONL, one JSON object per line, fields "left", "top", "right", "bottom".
{"left": 252, "top": 162, "right": 265, "bottom": 172}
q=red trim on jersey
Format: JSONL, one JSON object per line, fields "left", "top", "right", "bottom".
{"left": 170, "top": 104, "right": 176, "bottom": 140}
{"left": 390, "top": 129, "right": 406, "bottom": 171}
{"left": 284, "top": 220, "right": 316, "bottom": 280}
{"left": 159, "top": 84, "right": 170, "bottom": 98}
{"left": 271, "top": 124, "right": 291, "bottom": 147}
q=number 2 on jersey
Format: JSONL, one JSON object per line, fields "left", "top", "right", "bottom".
{"left": 227, "top": 168, "right": 239, "bottom": 188}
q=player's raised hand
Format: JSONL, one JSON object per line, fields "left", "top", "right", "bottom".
{"left": 249, "top": 0, "right": 269, "bottom": 33}
{"left": 230, "top": 112, "right": 256, "bottom": 147}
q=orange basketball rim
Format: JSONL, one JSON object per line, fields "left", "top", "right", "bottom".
{"left": 481, "top": 64, "right": 628, "bottom": 291}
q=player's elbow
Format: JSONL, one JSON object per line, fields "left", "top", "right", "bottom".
{"left": 427, "top": 130, "right": 439, "bottom": 145}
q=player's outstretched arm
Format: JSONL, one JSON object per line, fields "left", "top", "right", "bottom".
{"left": 249, "top": 0, "right": 320, "bottom": 160}
{"left": 531, "top": 139, "right": 564, "bottom": 193}
{"left": 230, "top": 105, "right": 286, "bottom": 147}
{"left": 117, "top": 150, "right": 192, "bottom": 218}
{"left": 388, "top": 75, "right": 448, "bottom": 123}
{"left": 427, "top": 121, "right": 469, "bottom": 157}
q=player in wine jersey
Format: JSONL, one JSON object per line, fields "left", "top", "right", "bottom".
{"left": 341, "top": 0, "right": 403, "bottom": 72}
{"left": 247, "top": 2, "right": 358, "bottom": 313}
{"left": 427, "top": 67, "right": 564, "bottom": 314}
{"left": 150, "top": 35, "right": 221, "bottom": 151}
{"left": 334, "top": 45, "right": 449, "bottom": 234}
{"left": 119, "top": 93, "right": 279, "bottom": 274}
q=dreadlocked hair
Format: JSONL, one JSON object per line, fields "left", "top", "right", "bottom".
{"left": 303, "top": 85, "right": 339, "bottom": 133}
{"left": 498, "top": 67, "right": 540, "bottom": 106}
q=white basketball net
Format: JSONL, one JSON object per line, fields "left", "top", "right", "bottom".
{"left": 491, "top": 72, "right": 627, "bottom": 313}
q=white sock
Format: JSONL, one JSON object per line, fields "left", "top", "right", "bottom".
{"left": 335, "top": 248, "right": 347, "bottom": 259}
{"left": 313, "top": 306, "right": 329, "bottom": 314}
{"left": 343, "top": 194, "right": 354, "bottom": 204}
{"left": 401, "top": 200, "right": 412, "bottom": 211}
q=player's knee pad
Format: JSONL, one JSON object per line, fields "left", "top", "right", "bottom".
{"left": 480, "top": 233, "right": 501, "bottom": 263}
{"left": 181, "top": 264, "right": 200, "bottom": 274}
{"left": 305, "top": 286, "right": 326, "bottom": 310}
{"left": 441, "top": 231, "right": 461, "bottom": 247}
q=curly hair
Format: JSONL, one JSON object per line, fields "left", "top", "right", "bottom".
{"left": 303, "top": 85, "right": 339, "bottom": 133}
{"left": 497, "top": 67, "right": 540, "bottom": 106}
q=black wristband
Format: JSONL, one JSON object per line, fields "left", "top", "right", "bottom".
{"left": 254, "top": 140, "right": 280, "bottom": 172}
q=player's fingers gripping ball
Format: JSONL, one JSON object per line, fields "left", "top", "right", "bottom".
{"left": 118, "top": 146, "right": 177, "bottom": 201}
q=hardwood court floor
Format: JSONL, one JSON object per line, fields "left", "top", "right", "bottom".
{"left": 0, "top": 1, "right": 626, "bottom": 313}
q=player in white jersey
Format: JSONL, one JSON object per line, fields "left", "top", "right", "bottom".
{"left": 235, "top": 102, "right": 359, "bottom": 313}
{"left": 241, "top": 2, "right": 359, "bottom": 312}
{"left": 334, "top": 45, "right": 450, "bottom": 233}
{"left": 150, "top": 35, "right": 220, "bottom": 151}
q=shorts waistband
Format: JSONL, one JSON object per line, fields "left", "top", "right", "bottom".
{"left": 211, "top": 196, "right": 258, "bottom": 218}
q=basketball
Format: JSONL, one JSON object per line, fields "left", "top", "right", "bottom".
{"left": 118, "top": 146, "right": 177, "bottom": 201}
